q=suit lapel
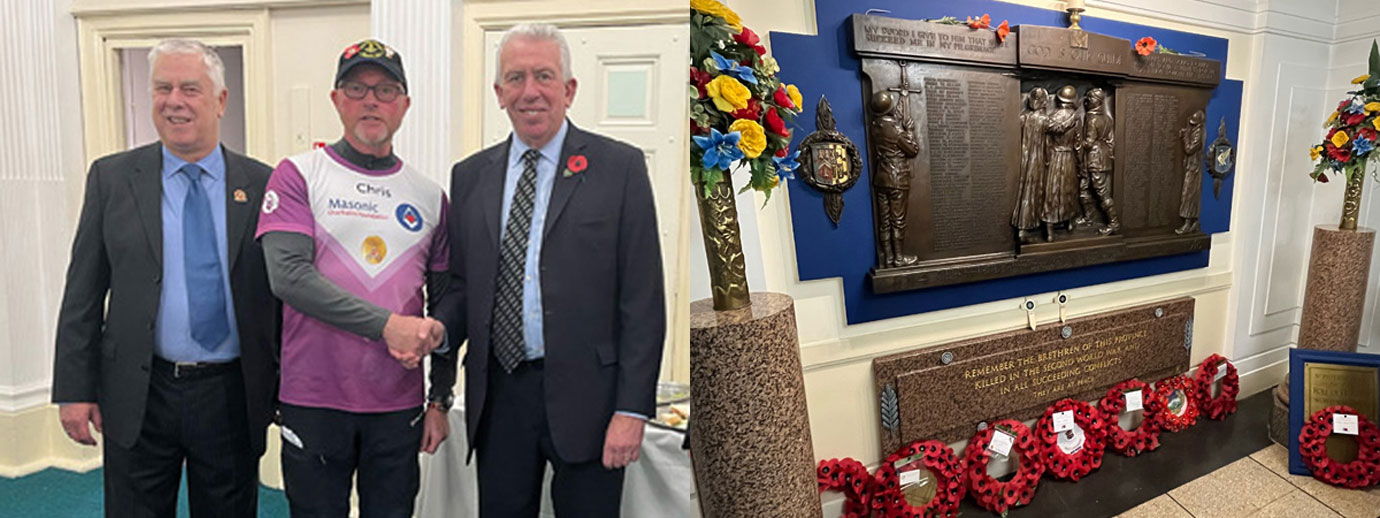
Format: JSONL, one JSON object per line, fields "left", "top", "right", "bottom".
{"left": 480, "top": 139, "right": 511, "bottom": 248}
{"left": 542, "top": 124, "right": 588, "bottom": 240}
{"left": 129, "top": 144, "right": 164, "bottom": 269}
{"left": 224, "top": 147, "right": 254, "bottom": 272}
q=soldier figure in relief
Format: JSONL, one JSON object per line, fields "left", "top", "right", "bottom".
{"left": 869, "top": 91, "right": 920, "bottom": 268}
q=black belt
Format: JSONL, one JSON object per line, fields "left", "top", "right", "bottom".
{"left": 153, "top": 357, "right": 239, "bottom": 380}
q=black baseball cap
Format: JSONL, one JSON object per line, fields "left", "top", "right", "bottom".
{"left": 335, "top": 39, "right": 407, "bottom": 90}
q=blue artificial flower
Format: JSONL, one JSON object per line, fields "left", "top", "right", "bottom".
{"left": 1354, "top": 137, "right": 1376, "bottom": 156}
{"left": 773, "top": 148, "right": 801, "bottom": 181}
{"left": 693, "top": 128, "right": 745, "bottom": 171}
{"left": 1346, "top": 97, "right": 1367, "bottom": 115}
{"left": 711, "top": 51, "right": 758, "bottom": 85}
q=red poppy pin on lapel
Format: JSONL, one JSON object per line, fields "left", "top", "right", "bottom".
{"left": 563, "top": 155, "right": 588, "bottom": 178}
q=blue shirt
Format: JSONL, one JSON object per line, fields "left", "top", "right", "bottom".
{"left": 499, "top": 121, "right": 569, "bottom": 361}
{"left": 155, "top": 145, "right": 241, "bottom": 363}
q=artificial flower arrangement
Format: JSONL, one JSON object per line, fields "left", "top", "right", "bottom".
{"left": 927, "top": 13, "right": 1011, "bottom": 43}
{"left": 690, "top": 0, "right": 802, "bottom": 198}
{"left": 1310, "top": 41, "right": 1380, "bottom": 185}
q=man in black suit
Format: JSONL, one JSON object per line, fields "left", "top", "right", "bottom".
{"left": 435, "top": 23, "right": 666, "bottom": 517}
{"left": 51, "top": 39, "right": 277, "bottom": 518}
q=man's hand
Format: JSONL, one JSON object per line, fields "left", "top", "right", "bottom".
{"left": 601, "top": 413, "right": 645, "bottom": 469}
{"left": 424, "top": 317, "right": 445, "bottom": 354}
{"left": 59, "top": 402, "right": 102, "bottom": 446}
{"left": 419, "top": 405, "right": 450, "bottom": 454}
{"left": 383, "top": 314, "right": 442, "bottom": 369}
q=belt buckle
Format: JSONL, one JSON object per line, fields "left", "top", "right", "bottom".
{"left": 173, "top": 362, "right": 198, "bottom": 379}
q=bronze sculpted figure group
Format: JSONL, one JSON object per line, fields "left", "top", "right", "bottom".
{"left": 1015, "top": 85, "right": 1121, "bottom": 243}
{"left": 1176, "top": 109, "right": 1206, "bottom": 234}
{"left": 870, "top": 90, "right": 921, "bottom": 268}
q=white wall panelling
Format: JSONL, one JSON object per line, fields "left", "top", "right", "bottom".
{"left": 372, "top": 0, "right": 455, "bottom": 188}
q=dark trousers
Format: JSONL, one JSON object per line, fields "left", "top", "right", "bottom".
{"left": 278, "top": 403, "right": 423, "bottom": 518}
{"left": 102, "top": 358, "right": 258, "bottom": 518}
{"left": 476, "top": 358, "right": 625, "bottom": 518}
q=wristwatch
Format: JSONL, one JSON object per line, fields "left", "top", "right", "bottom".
{"left": 427, "top": 393, "right": 454, "bottom": 412}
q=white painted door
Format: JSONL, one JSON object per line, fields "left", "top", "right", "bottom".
{"left": 481, "top": 24, "right": 691, "bottom": 382}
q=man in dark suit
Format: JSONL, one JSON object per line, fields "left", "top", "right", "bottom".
{"left": 51, "top": 39, "right": 277, "bottom": 518}
{"left": 435, "top": 23, "right": 666, "bottom": 517}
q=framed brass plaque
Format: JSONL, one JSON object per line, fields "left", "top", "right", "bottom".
{"left": 1288, "top": 349, "right": 1380, "bottom": 475}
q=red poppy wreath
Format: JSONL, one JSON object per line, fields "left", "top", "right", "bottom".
{"left": 1154, "top": 375, "right": 1200, "bottom": 432}
{"left": 816, "top": 457, "right": 874, "bottom": 518}
{"left": 962, "top": 419, "right": 1044, "bottom": 514}
{"left": 1098, "top": 379, "right": 1164, "bottom": 457}
{"left": 1035, "top": 398, "right": 1108, "bottom": 481}
{"left": 871, "top": 440, "right": 965, "bottom": 518}
{"left": 1192, "top": 353, "right": 1239, "bottom": 420}
{"left": 1298, "top": 405, "right": 1380, "bottom": 489}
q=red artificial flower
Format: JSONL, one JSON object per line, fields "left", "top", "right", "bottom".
{"left": 567, "top": 155, "right": 587, "bottom": 174}
{"left": 773, "top": 86, "right": 796, "bottom": 110}
{"left": 764, "top": 108, "right": 789, "bottom": 137}
{"left": 1361, "top": 127, "right": 1379, "bottom": 142}
{"left": 1346, "top": 112, "right": 1368, "bottom": 126}
{"left": 1339, "top": 99, "right": 1353, "bottom": 113}
{"left": 775, "top": 147, "right": 788, "bottom": 158}
{"left": 967, "top": 14, "right": 991, "bottom": 30}
{"left": 1135, "top": 37, "right": 1157, "bottom": 56}
{"left": 996, "top": 20, "right": 1011, "bottom": 43}
{"left": 690, "top": 66, "right": 711, "bottom": 98}
{"left": 1327, "top": 141, "right": 1353, "bottom": 162}
{"left": 1317, "top": 172, "right": 1330, "bottom": 183}
{"left": 734, "top": 27, "right": 767, "bottom": 55}
{"left": 730, "top": 97, "right": 761, "bottom": 122}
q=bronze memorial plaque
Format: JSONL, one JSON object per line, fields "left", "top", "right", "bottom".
{"left": 849, "top": 14, "right": 1221, "bottom": 293}
{"left": 873, "top": 298, "right": 1193, "bottom": 451}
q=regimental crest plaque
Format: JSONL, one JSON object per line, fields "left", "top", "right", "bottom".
{"left": 799, "top": 96, "right": 863, "bottom": 226}
{"left": 1208, "top": 116, "right": 1236, "bottom": 199}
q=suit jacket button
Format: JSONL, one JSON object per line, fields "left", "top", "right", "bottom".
{"left": 141, "top": 364, "right": 149, "bottom": 372}
{"left": 147, "top": 321, "right": 155, "bottom": 330}
{"left": 152, "top": 273, "right": 160, "bottom": 283}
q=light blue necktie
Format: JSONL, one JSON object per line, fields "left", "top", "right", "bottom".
{"left": 182, "top": 164, "right": 229, "bottom": 351}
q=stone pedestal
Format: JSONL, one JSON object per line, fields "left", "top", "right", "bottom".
{"left": 689, "top": 292, "right": 821, "bottom": 518}
{"left": 1268, "top": 225, "right": 1375, "bottom": 445}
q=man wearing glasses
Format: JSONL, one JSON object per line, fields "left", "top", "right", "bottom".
{"left": 256, "top": 39, "right": 456, "bottom": 517}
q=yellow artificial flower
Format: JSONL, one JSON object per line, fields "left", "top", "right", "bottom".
{"left": 691, "top": 0, "right": 742, "bottom": 31}
{"left": 1328, "top": 111, "right": 1339, "bottom": 125}
{"left": 1332, "top": 130, "right": 1350, "bottom": 148}
{"left": 786, "top": 84, "right": 803, "bottom": 113}
{"left": 1374, "top": 116, "right": 1380, "bottom": 131}
{"left": 729, "top": 119, "right": 766, "bottom": 158}
{"left": 1310, "top": 145, "right": 1324, "bottom": 160}
{"left": 706, "top": 75, "right": 751, "bottom": 113}
{"left": 1366, "top": 102, "right": 1380, "bottom": 114}
{"left": 1352, "top": 74, "right": 1370, "bottom": 85}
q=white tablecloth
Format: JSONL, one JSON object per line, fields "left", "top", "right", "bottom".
{"left": 416, "top": 406, "right": 695, "bottom": 518}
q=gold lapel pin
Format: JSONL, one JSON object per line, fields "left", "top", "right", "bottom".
{"left": 233, "top": 189, "right": 248, "bottom": 203}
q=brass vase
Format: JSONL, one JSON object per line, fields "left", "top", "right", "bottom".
{"left": 693, "top": 175, "right": 751, "bottom": 311}
{"left": 1340, "top": 162, "right": 1366, "bottom": 230}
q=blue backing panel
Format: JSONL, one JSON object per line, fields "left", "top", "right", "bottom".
{"left": 770, "top": 0, "right": 1240, "bottom": 324}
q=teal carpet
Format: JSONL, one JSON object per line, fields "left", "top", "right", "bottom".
{"left": 0, "top": 468, "right": 289, "bottom": 517}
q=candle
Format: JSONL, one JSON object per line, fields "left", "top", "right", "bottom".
{"left": 1067, "top": 0, "right": 1086, "bottom": 10}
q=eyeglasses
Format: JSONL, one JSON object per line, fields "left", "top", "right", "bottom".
{"left": 337, "top": 80, "right": 405, "bottom": 102}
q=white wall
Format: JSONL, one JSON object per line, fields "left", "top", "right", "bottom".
{"left": 689, "top": 2, "right": 1380, "bottom": 514}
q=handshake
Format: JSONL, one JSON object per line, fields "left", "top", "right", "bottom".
{"left": 383, "top": 314, "right": 445, "bottom": 369}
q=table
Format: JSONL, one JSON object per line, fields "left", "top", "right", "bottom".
{"left": 416, "top": 405, "right": 695, "bottom": 517}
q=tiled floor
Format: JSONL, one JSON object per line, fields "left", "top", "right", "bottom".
{"left": 1117, "top": 444, "right": 1380, "bottom": 518}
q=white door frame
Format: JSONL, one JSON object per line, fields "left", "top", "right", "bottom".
{"left": 76, "top": 9, "right": 272, "bottom": 165}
